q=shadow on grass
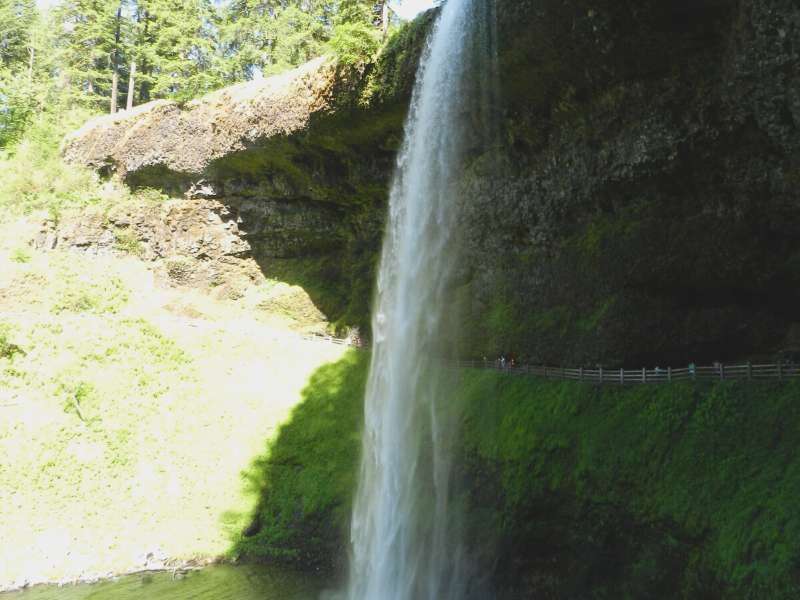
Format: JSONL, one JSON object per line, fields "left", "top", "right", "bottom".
{"left": 228, "top": 350, "right": 369, "bottom": 572}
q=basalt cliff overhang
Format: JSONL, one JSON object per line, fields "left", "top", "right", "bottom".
{"left": 62, "top": 58, "right": 340, "bottom": 187}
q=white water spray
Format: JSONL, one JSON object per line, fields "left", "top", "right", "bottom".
{"left": 346, "top": 1, "right": 497, "bottom": 599}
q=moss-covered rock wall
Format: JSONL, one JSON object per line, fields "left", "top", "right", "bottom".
{"left": 460, "top": 371, "right": 800, "bottom": 599}
{"left": 462, "top": 0, "right": 800, "bottom": 366}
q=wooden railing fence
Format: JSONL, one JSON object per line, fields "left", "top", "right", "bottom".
{"left": 303, "top": 334, "right": 364, "bottom": 347}
{"left": 453, "top": 360, "right": 800, "bottom": 385}
{"left": 300, "top": 335, "right": 800, "bottom": 385}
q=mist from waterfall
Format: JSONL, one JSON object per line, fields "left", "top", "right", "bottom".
{"left": 346, "top": 1, "right": 497, "bottom": 599}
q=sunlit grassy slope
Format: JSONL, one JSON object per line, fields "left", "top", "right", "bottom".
{"left": 0, "top": 215, "right": 348, "bottom": 590}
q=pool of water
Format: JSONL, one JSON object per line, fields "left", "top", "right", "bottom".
{"left": 0, "top": 564, "right": 330, "bottom": 600}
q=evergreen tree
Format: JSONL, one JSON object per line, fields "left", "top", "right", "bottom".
{"left": 127, "top": 0, "right": 157, "bottom": 103}
{"left": 0, "top": 0, "right": 44, "bottom": 146}
{"left": 145, "top": 0, "right": 223, "bottom": 100}
{"left": 2, "top": 0, "right": 399, "bottom": 144}
{"left": 55, "top": 0, "right": 127, "bottom": 105}
{"left": 0, "top": 0, "right": 37, "bottom": 69}
{"left": 220, "top": 0, "right": 384, "bottom": 80}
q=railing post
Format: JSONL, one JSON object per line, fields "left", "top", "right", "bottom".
{"left": 579, "top": 367, "right": 583, "bottom": 381}
{"left": 599, "top": 366, "right": 603, "bottom": 384}
{"left": 719, "top": 363, "right": 724, "bottom": 381}
{"left": 642, "top": 367, "right": 646, "bottom": 384}
{"left": 619, "top": 368, "right": 624, "bottom": 385}
{"left": 747, "top": 361, "right": 752, "bottom": 380}
{"left": 667, "top": 366, "right": 672, "bottom": 382}
{"left": 544, "top": 366, "right": 548, "bottom": 379}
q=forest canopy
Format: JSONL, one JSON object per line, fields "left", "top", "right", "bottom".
{"left": 0, "top": 0, "right": 419, "bottom": 147}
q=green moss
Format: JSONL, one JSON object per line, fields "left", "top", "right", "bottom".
{"left": 358, "top": 10, "right": 436, "bottom": 108}
{"left": 575, "top": 295, "right": 617, "bottom": 333}
{"left": 113, "top": 227, "right": 145, "bottom": 257}
{"left": 569, "top": 216, "right": 641, "bottom": 260}
{"left": 460, "top": 372, "right": 800, "bottom": 598}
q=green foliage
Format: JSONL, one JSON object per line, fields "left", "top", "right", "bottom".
{"left": 0, "top": 1, "right": 60, "bottom": 147}
{"left": 52, "top": 274, "right": 129, "bottom": 314}
{"left": 0, "top": 322, "right": 23, "bottom": 359}
{"left": 55, "top": 0, "right": 122, "bottom": 110}
{"left": 10, "top": 245, "right": 31, "bottom": 263}
{"left": 146, "top": 0, "right": 224, "bottom": 101}
{"left": 263, "top": 250, "right": 377, "bottom": 336}
{"left": 220, "top": 0, "right": 327, "bottom": 81}
{"left": 60, "top": 380, "right": 97, "bottom": 422}
{"left": 0, "top": 0, "right": 36, "bottom": 67}
{"left": 221, "top": 0, "right": 388, "bottom": 80}
{"left": 358, "top": 9, "right": 435, "bottom": 106}
{"left": 113, "top": 227, "right": 145, "bottom": 256}
{"left": 0, "top": 68, "right": 35, "bottom": 146}
{"left": 0, "top": 108, "right": 103, "bottom": 216}
{"left": 328, "top": 21, "right": 380, "bottom": 66}
{"left": 1, "top": 0, "right": 399, "bottom": 145}
{"left": 0, "top": 107, "right": 168, "bottom": 220}
{"left": 232, "top": 350, "right": 368, "bottom": 568}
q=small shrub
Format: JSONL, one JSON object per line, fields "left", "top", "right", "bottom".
{"left": 0, "top": 107, "right": 129, "bottom": 219}
{"left": 133, "top": 187, "right": 171, "bottom": 204}
{"left": 164, "top": 257, "right": 195, "bottom": 285}
{"left": 113, "top": 228, "right": 145, "bottom": 257}
{"left": 329, "top": 22, "right": 380, "bottom": 66}
{"left": 0, "top": 323, "right": 24, "bottom": 359}
{"left": 10, "top": 245, "right": 32, "bottom": 263}
{"left": 60, "top": 380, "right": 96, "bottom": 422}
{"left": 53, "top": 276, "right": 129, "bottom": 314}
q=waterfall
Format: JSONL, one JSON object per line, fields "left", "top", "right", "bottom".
{"left": 346, "top": 1, "right": 497, "bottom": 599}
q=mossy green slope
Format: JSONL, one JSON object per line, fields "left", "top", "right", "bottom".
{"left": 460, "top": 371, "right": 800, "bottom": 599}
{"left": 237, "top": 361, "right": 800, "bottom": 598}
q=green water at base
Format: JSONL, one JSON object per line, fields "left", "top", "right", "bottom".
{"left": 0, "top": 565, "right": 328, "bottom": 600}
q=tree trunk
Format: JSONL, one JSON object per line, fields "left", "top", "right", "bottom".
{"left": 27, "top": 46, "right": 34, "bottom": 82}
{"left": 139, "top": 9, "right": 150, "bottom": 103}
{"left": 382, "top": 2, "right": 390, "bottom": 38}
{"left": 126, "top": 60, "right": 136, "bottom": 110}
{"left": 111, "top": 69, "right": 119, "bottom": 114}
{"left": 110, "top": 4, "right": 122, "bottom": 114}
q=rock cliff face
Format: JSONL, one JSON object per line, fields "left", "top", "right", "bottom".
{"left": 62, "top": 0, "right": 799, "bottom": 365}
{"left": 63, "top": 57, "right": 338, "bottom": 183}
{"left": 60, "top": 14, "right": 435, "bottom": 330}
{"left": 464, "top": 0, "right": 800, "bottom": 366}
